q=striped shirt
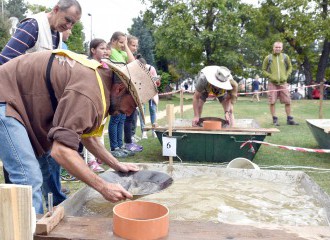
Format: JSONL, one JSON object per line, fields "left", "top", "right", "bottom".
{"left": 0, "top": 19, "right": 60, "bottom": 65}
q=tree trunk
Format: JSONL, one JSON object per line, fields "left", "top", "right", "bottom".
{"left": 301, "top": 56, "right": 313, "bottom": 99}
{"left": 316, "top": 39, "right": 330, "bottom": 83}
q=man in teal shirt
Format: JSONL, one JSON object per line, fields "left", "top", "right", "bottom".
{"left": 262, "top": 41, "right": 298, "bottom": 126}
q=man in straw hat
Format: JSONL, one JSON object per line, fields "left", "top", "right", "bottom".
{"left": 0, "top": 49, "right": 157, "bottom": 213}
{"left": 192, "top": 66, "right": 238, "bottom": 127}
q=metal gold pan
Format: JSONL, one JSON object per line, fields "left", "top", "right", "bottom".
{"left": 101, "top": 170, "right": 173, "bottom": 197}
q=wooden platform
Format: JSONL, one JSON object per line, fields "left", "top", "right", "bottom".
{"left": 144, "top": 126, "right": 280, "bottom": 134}
{"left": 33, "top": 216, "right": 329, "bottom": 240}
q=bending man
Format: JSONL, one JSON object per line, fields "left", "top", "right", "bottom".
{"left": 0, "top": 50, "right": 157, "bottom": 213}
{"left": 192, "top": 66, "right": 238, "bottom": 127}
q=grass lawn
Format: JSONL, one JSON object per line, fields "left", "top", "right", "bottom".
{"left": 1, "top": 94, "right": 330, "bottom": 197}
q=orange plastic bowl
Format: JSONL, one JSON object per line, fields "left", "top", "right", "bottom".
{"left": 203, "top": 120, "right": 222, "bottom": 130}
{"left": 113, "top": 201, "right": 169, "bottom": 240}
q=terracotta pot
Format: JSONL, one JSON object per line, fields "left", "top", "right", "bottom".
{"left": 113, "top": 201, "right": 169, "bottom": 240}
{"left": 203, "top": 120, "right": 222, "bottom": 130}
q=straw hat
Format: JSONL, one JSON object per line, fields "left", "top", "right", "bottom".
{"left": 201, "top": 66, "right": 233, "bottom": 90}
{"left": 103, "top": 59, "right": 158, "bottom": 121}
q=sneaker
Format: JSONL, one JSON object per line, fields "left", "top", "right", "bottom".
{"left": 88, "top": 159, "right": 105, "bottom": 173}
{"left": 132, "top": 135, "right": 141, "bottom": 143}
{"left": 125, "top": 143, "right": 143, "bottom": 152}
{"left": 61, "top": 186, "right": 70, "bottom": 195}
{"left": 120, "top": 147, "right": 135, "bottom": 156}
{"left": 287, "top": 116, "right": 299, "bottom": 125}
{"left": 60, "top": 168, "right": 77, "bottom": 181}
{"left": 142, "top": 131, "right": 148, "bottom": 139}
{"left": 152, "top": 130, "right": 157, "bottom": 138}
{"left": 272, "top": 116, "right": 280, "bottom": 126}
{"left": 111, "top": 148, "right": 128, "bottom": 158}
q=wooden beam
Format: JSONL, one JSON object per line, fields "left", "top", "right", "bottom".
{"left": 166, "top": 104, "right": 175, "bottom": 165}
{"left": 35, "top": 206, "right": 64, "bottom": 235}
{"left": 144, "top": 126, "right": 280, "bottom": 134}
{"left": 180, "top": 89, "right": 183, "bottom": 118}
{"left": 0, "top": 184, "right": 33, "bottom": 240}
{"left": 33, "top": 216, "right": 320, "bottom": 240}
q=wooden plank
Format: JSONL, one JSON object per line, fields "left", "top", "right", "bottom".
{"left": 0, "top": 184, "right": 33, "bottom": 240}
{"left": 180, "top": 89, "right": 183, "bottom": 118}
{"left": 324, "top": 127, "right": 330, "bottom": 134}
{"left": 144, "top": 126, "right": 280, "bottom": 133}
{"left": 166, "top": 104, "right": 175, "bottom": 165}
{"left": 35, "top": 206, "right": 64, "bottom": 235}
{"left": 319, "top": 81, "right": 324, "bottom": 119}
{"left": 16, "top": 185, "right": 33, "bottom": 239}
{"left": 33, "top": 216, "right": 315, "bottom": 240}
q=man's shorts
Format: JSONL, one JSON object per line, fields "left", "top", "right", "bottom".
{"left": 267, "top": 82, "right": 291, "bottom": 104}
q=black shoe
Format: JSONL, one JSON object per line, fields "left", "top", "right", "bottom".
{"left": 273, "top": 116, "right": 280, "bottom": 126}
{"left": 287, "top": 116, "right": 299, "bottom": 125}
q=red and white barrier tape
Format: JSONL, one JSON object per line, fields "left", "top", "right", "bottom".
{"left": 157, "top": 84, "right": 330, "bottom": 96}
{"left": 238, "top": 83, "right": 328, "bottom": 96}
{"left": 240, "top": 140, "right": 330, "bottom": 154}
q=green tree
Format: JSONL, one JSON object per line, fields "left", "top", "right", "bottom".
{"left": 27, "top": 4, "right": 50, "bottom": 14}
{"left": 5, "top": 0, "right": 27, "bottom": 20}
{"left": 128, "top": 16, "right": 156, "bottom": 66}
{"left": 0, "top": 16, "right": 11, "bottom": 52}
{"left": 66, "top": 21, "right": 85, "bottom": 53}
{"left": 143, "top": 0, "right": 256, "bottom": 79}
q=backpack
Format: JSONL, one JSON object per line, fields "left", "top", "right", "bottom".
{"left": 266, "top": 53, "right": 289, "bottom": 72}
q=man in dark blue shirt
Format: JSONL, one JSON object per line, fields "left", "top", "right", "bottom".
{"left": 251, "top": 75, "right": 261, "bottom": 102}
{"left": 0, "top": 0, "right": 81, "bottom": 64}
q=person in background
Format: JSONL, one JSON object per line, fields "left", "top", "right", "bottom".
{"left": 138, "top": 57, "right": 161, "bottom": 139}
{"left": 0, "top": 0, "right": 82, "bottom": 207}
{"left": 184, "top": 82, "right": 189, "bottom": 91}
{"left": 262, "top": 41, "right": 298, "bottom": 126}
{"left": 85, "top": 38, "right": 109, "bottom": 173}
{"left": 251, "top": 75, "right": 261, "bottom": 102}
{"left": 312, "top": 86, "right": 321, "bottom": 99}
{"left": 0, "top": 0, "right": 81, "bottom": 64}
{"left": 104, "top": 42, "right": 112, "bottom": 59}
{"left": 291, "top": 88, "right": 302, "bottom": 100}
{"left": 108, "top": 31, "right": 137, "bottom": 158}
{"left": 192, "top": 66, "right": 238, "bottom": 127}
{"left": 123, "top": 35, "right": 144, "bottom": 151}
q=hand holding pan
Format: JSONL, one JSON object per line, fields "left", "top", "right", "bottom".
{"left": 100, "top": 170, "right": 173, "bottom": 199}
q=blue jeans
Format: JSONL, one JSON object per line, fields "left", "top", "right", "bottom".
{"left": 38, "top": 152, "right": 66, "bottom": 208}
{"left": 139, "top": 100, "right": 157, "bottom": 132}
{"left": 0, "top": 103, "right": 66, "bottom": 214}
{"left": 109, "top": 113, "right": 125, "bottom": 150}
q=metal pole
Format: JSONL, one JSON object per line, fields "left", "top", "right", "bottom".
{"left": 88, "top": 13, "right": 92, "bottom": 42}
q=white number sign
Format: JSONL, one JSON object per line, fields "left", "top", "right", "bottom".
{"left": 162, "top": 137, "right": 177, "bottom": 157}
